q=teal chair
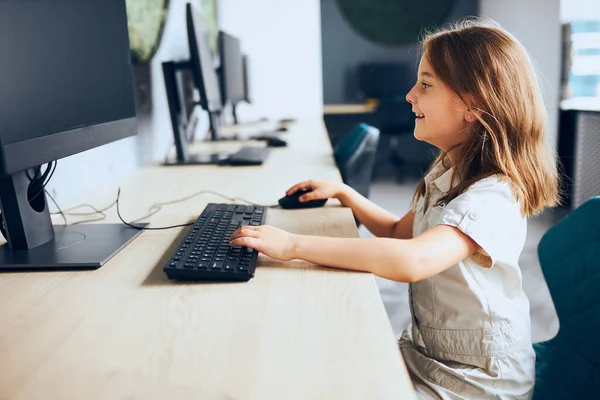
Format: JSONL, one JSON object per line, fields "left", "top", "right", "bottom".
{"left": 533, "top": 197, "right": 600, "bottom": 399}
{"left": 333, "top": 123, "right": 380, "bottom": 200}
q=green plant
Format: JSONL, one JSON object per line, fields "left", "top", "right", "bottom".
{"left": 126, "top": 0, "right": 170, "bottom": 64}
{"left": 198, "top": 0, "right": 219, "bottom": 55}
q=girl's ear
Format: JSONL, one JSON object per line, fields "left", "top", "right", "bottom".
{"left": 465, "top": 107, "right": 482, "bottom": 123}
{"left": 463, "top": 94, "right": 481, "bottom": 123}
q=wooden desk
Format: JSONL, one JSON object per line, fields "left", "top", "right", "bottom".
{"left": 0, "top": 119, "right": 415, "bottom": 399}
{"left": 323, "top": 104, "right": 376, "bottom": 115}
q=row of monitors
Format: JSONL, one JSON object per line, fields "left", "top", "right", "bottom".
{"left": 0, "top": 1, "right": 258, "bottom": 260}
{"left": 0, "top": 1, "right": 252, "bottom": 178}
{"left": 189, "top": 4, "right": 251, "bottom": 116}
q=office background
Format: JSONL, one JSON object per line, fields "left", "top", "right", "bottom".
{"left": 45, "top": 0, "right": 584, "bottom": 207}
{"left": 38, "top": 0, "right": 600, "bottom": 340}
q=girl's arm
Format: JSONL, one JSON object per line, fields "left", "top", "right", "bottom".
{"left": 337, "top": 187, "right": 414, "bottom": 239}
{"left": 229, "top": 224, "right": 478, "bottom": 282}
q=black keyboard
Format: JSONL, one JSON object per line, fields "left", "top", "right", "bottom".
{"left": 225, "top": 146, "right": 270, "bottom": 166}
{"left": 164, "top": 203, "right": 267, "bottom": 282}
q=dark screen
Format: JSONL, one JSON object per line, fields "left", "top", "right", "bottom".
{"left": 0, "top": 0, "right": 135, "bottom": 145}
{"left": 187, "top": 4, "right": 222, "bottom": 112}
{"left": 219, "top": 31, "right": 245, "bottom": 105}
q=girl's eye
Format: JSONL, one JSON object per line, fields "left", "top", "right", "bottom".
{"left": 421, "top": 82, "right": 431, "bottom": 89}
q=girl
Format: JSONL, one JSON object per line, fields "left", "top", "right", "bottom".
{"left": 230, "top": 19, "right": 560, "bottom": 398}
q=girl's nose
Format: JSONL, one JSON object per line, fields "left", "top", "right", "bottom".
{"left": 406, "top": 87, "right": 416, "bottom": 104}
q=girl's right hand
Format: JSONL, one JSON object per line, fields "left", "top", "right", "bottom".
{"left": 285, "top": 180, "right": 348, "bottom": 203}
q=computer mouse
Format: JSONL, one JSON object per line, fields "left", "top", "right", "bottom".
{"left": 278, "top": 188, "right": 327, "bottom": 209}
{"left": 265, "top": 137, "right": 287, "bottom": 147}
{"left": 250, "top": 134, "right": 287, "bottom": 147}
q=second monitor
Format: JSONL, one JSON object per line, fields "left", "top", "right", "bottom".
{"left": 162, "top": 3, "right": 270, "bottom": 166}
{"left": 218, "top": 31, "right": 245, "bottom": 125}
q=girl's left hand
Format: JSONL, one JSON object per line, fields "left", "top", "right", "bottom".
{"left": 229, "top": 225, "right": 298, "bottom": 261}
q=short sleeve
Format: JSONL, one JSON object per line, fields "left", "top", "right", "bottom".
{"left": 436, "top": 177, "right": 525, "bottom": 268}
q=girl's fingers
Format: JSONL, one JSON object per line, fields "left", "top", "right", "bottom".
{"left": 229, "top": 237, "right": 259, "bottom": 249}
{"left": 299, "top": 190, "right": 321, "bottom": 202}
{"left": 286, "top": 184, "right": 303, "bottom": 196}
{"left": 229, "top": 226, "right": 260, "bottom": 242}
{"left": 286, "top": 181, "right": 314, "bottom": 195}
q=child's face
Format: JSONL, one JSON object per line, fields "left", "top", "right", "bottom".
{"left": 406, "top": 56, "right": 471, "bottom": 152}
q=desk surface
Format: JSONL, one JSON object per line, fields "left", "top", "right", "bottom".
{"left": 323, "top": 104, "right": 376, "bottom": 115}
{"left": 0, "top": 119, "right": 415, "bottom": 399}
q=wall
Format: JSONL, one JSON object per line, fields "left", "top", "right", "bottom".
{"left": 479, "top": 0, "right": 561, "bottom": 145}
{"left": 320, "top": 0, "right": 479, "bottom": 104}
{"left": 218, "top": 0, "right": 323, "bottom": 122}
{"left": 561, "top": 0, "right": 600, "bottom": 21}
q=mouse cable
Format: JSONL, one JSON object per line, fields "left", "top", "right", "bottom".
{"left": 45, "top": 189, "right": 67, "bottom": 226}
{"left": 115, "top": 188, "right": 194, "bottom": 230}
{"left": 116, "top": 188, "right": 280, "bottom": 231}
{"left": 47, "top": 185, "right": 279, "bottom": 229}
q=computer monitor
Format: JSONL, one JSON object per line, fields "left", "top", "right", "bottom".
{"left": 218, "top": 31, "right": 245, "bottom": 124}
{"left": 162, "top": 3, "right": 233, "bottom": 165}
{"left": 163, "top": 4, "right": 274, "bottom": 166}
{"left": 242, "top": 54, "right": 253, "bottom": 104}
{"left": 187, "top": 3, "right": 223, "bottom": 140}
{"left": 0, "top": 0, "right": 145, "bottom": 270}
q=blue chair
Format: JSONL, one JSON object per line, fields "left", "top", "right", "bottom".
{"left": 333, "top": 123, "right": 380, "bottom": 200}
{"left": 533, "top": 197, "right": 600, "bottom": 399}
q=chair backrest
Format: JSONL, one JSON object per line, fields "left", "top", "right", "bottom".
{"left": 333, "top": 123, "right": 380, "bottom": 199}
{"left": 533, "top": 196, "right": 600, "bottom": 399}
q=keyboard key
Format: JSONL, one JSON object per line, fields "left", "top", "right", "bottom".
{"left": 224, "top": 263, "right": 236, "bottom": 271}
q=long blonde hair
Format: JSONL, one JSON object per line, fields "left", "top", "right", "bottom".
{"left": 412, "top": 19, "right": 561, "bottom": 216}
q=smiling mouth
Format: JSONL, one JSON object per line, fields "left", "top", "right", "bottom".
{"left": 415, "top": 114, "right": 425, "bottom": 120}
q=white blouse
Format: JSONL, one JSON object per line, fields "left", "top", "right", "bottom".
{"left": 399, "top": 162, "right": 536, "bottom": 399}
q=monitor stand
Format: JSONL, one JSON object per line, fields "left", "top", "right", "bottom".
{"left": 0, "top": 171, "right": 147, "bottom": 271}
{"left": 0, "top": 224, "right": 146, "bottom": 271}
{"left": 163, "top": 61, "right": 235, "bottom": 166}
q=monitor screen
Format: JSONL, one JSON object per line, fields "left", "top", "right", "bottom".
{"left": 218, "top": 31, "right": 245, "bottom": 105}
{"left": 187, "top": 4, "right": 222, "bottom": 113}
{"left": 0, "top": 0, "right": 135, "bottom": 149}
